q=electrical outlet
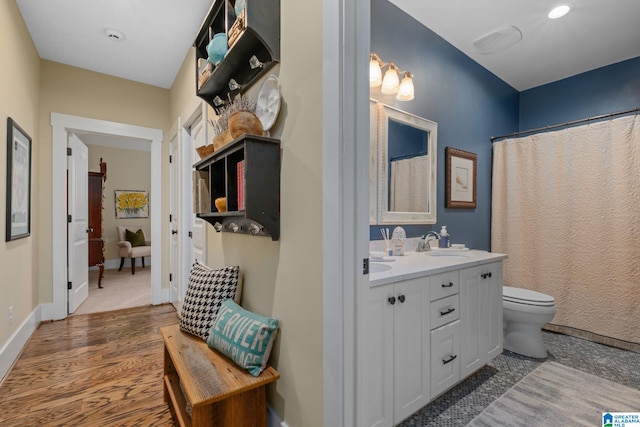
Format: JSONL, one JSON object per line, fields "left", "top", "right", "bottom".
{"left": 8, "top": 306, "right": 13, "bottom": 325}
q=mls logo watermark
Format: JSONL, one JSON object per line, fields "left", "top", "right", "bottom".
{"left": 603, "top": 413, "right": 640, "bottom": 427}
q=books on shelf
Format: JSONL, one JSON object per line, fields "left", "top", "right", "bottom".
{"left": 192, "top": 170, "right": 210, "bottom": 213}
{"left": 237, "top": 160, "right": 245, "bottom": 211}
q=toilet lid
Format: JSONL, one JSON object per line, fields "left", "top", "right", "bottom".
{"left": 503, "top": 286, "right": 555, "bottom": 306}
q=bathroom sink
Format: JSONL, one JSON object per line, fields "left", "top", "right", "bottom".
{"left": 369, "top": 262, "right": 392, "bottom": 273}
{"left": 426, "top": 250, "right": 472, "bottom": 257}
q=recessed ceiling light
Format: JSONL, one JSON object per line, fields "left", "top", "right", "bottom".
{"left": 104, "top": 28, "right": 124, "bottom": 41}
{"left": 548, "top": 5, "right": 571, "bottom": 19}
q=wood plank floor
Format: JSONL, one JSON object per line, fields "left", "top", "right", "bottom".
{"left": 0, "top": 304, "right": 179, "bottom": 426}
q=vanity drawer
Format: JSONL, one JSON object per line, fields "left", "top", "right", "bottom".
{"left": 430, "top": 294, "right": 460, "bottom": 330}
{"left": 430, "top": 271, "right": 459, "bottom": 301}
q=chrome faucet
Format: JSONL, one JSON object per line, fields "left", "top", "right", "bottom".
{"left": 415, "top": 231, "right": 440, "bottom": 252}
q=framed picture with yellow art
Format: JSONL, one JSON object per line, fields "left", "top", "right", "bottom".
{"left": 445, "top": 147, "right": 477, "bottom": 209}
{"left": 115, "top": 190, "right": 149, "bottom": 218}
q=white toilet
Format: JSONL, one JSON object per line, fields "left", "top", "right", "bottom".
{"left": 502, "top": 286, "right": 556, "bottom": 358}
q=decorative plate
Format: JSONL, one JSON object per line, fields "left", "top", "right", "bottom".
{"left": 255, "top": 74, "right": 281, "bottom": 131}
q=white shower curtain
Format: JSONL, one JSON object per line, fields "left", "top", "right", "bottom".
{"left": 390, "top": 155, "right": 430, "bottom": 212}
{"left": 492, "top": 114, "right": 640, "bottom": 345}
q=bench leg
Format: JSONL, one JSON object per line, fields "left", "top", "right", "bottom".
{"left": 131, "top": 258, "right": 136, "bottom": 275}
{"left": 142, "top": 257, "right": 146, "bottom": 269}
{"left": 119, "top": 257, "right": 125, "bottom": 271}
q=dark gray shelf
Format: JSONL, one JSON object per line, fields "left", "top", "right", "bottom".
{"left": 195, "top": 135, "right": 281, "bottom": 240}
{"left": 194, "top": 0, "right": 280, "bottom": 111}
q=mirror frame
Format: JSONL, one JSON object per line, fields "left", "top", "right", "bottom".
{"left": 370, "top": 101, "right": 438, "bottom": 225}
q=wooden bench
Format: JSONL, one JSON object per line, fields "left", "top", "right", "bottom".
{"left": 160, "top": 324, "right": 280, "bottom": 427}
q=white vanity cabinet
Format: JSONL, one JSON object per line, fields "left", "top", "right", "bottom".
{"left": 365, "top": 252, "right": 505, "bottom": 427}
{"left": 365, "top": 277, "right": 431, "bottom": 427}
{"left": 429, "top": 271, "right": 461, "bottom": 398}
{"left": 459, "top": 262, "right": 503, "bottom": 378}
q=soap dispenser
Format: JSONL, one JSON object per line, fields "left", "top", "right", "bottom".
{"left": 439, "top": 226, "right": 450, "bottom": 248}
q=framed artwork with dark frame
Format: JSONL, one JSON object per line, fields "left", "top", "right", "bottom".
{"left": 445, "top": 147, "right": 477, "bottom": 209}
{"left": 6, "top": 117, "right": 32, "bottom": 241}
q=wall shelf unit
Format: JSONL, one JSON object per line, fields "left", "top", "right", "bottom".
{"left": 194, "top": 0, "right": 280, "bottom": 111}
{"left": 194, "top": 135, "right": 281, "bottom": 240}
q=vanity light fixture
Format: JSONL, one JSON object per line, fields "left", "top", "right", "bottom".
{"left": 381, "top": 62, "right": 401, "bottom": 95}
{"left": 548, "top": 4, "right": 571, "bottom": 19}
{"left": 396, "top": 71, "right": 415, "bottom": 101}
{"left": 370, "top": 52, "right": 414, "bottom": 101}
{"left": 369, "top": 53, "right": 385, "bottom": 87}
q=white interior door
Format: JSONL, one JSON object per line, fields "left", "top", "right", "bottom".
{"left": 169, "top": 130, "right": 182, "bottom": 313}
{"left": 188, "top": 114, "right": 207, "bottom": 265}
{"left": 67, "top": 133, "right": 89, "bottom": 313}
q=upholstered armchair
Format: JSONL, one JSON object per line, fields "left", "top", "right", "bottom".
{"left": 116, "top": 226, "right": 151, "bottom": 274}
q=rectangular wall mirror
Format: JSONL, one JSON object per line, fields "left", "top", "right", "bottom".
{"left": 370, "top": 100, "right": 437, "bottom": 225}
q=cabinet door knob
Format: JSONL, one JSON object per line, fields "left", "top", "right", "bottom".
{"left": 441, "top": 282, "right": 454, "bottom": 288}
{"left": 171, "top": 230, "right": 178, "bottom": 235}
{"left": 442, "top": 354, "right": 458, "bottom": 365}
{"left": 388, "top": 296, "right": 396, "bottom": 305}
{"left": 398, "top": 295, "right": 405, "bottom": 303}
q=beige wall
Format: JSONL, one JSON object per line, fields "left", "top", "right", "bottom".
{"left": 87, "top": 145, "right": 151, "bottom": 263}
{"left": 0, "top": 0, "right": 41, "bottom": 353}
{"left": 37, "top": 61, "right": 171, "bottom": 302}
{"left": 173, "top": 0, "right": 325, "bottom": 424}
{"left": 3, "top": 1, "right": 325, "bottom": 425}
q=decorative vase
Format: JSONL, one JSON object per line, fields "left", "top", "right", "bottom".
{"left": 207, "top": 33, "right": 227, "bottom": 65}
{"left": 228, "top": 110, "right": 264, "bottom": 139}
{"left": 214, "top": 197, "right": 227, "bottom": 212}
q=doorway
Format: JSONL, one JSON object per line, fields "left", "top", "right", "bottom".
{"left": 48, "top": 113, "right": 163, "bottom": 321}
{"left": 75, "top": 133, "right": 153, "bottom": 315}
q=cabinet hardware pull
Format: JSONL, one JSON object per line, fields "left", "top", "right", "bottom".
{"left": 481, "top": 272, "right": 493, "bottom": 279}
{"left": 442, "top": 354, "right": 457, "bottom": 365}
{"left": 441, "top": 282, "right": 454, "bottom": 288}
{"left": 388, "top": 296, "right": 396, "bottom": 305}
{"left": 440, "top": 307, "right": 455, "bottom": 316}
{"left": 171, "top": 230, "right": 178, "bottom": 235}
{"left": 398, "top": 295, "right": 406, "bottom": 303}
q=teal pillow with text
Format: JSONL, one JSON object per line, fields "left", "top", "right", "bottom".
{"left": 206, "top": 299, "right": 279, "bottom": 377}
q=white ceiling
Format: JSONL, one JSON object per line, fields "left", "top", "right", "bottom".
{"left": 17, "top": 0, "right": 212, "bottom": 89}
{"left": 390, "top": 0, "right": 640, "bottom": 91}
{"left": 16, "top": 0, "right": 640, "bottom": 92}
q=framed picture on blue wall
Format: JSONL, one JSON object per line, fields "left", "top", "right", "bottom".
{"left": 6, "top": 117, "right": 32, "bottom": 241}
{"left": 445, "top": 147, "right": 476, "bottom": 209}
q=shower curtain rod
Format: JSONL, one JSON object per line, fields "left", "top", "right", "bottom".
{"left": 490, "top": 106, "right": 640, "bottom": 142}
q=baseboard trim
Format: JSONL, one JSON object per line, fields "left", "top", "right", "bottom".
{"left": 0, "top": 305, "right": 42, "bottom": 382}
{"left": 544, "top": 323, "right": 640, "bottom": 353}
{"left": 268, "top": 405, "right": 284, "bottom": 427}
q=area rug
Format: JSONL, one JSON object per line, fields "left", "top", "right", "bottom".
{"left": 467, "top": 362, "right": 640, "bottom": 426}
{"left": 72, "top": 268, "right": 151, "bottom": 315}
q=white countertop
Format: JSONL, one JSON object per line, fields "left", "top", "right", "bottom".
{"left": 369, "top": 250, "right": 508, "bottom": 287}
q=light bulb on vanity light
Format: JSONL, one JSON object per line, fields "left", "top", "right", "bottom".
{"left": 369, "top": 53, "right": 384, "bottom": 87}
{"left": 396, "top": 71, "right": 414, "bottom": 101}
{"left": 381, "top": 63, "right": 400, "bottom": 94}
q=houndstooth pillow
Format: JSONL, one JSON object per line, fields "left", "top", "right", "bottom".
{"left": 179, "top": 260, "right": 241, "bottom": 340}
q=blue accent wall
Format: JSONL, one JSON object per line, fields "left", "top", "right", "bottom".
{"left": 370, "top": 0, "right": 519, "bottom": 250}
{"left": 371, "top": 0, "right": 640, "bottom": 251}
{"left": 519, "top": 57, "right": 640, "bottom": 130}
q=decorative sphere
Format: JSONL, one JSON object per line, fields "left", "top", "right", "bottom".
{"left": 207, "top": 33, "right": 227, "bottom": 65}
